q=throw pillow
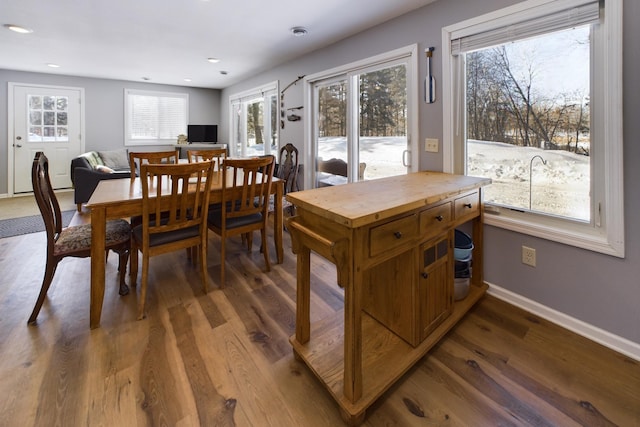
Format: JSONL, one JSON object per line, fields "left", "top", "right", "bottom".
{"left": 95, "top": 165, "right": 115, "bottom": 173}
{"left": 98, "top": 149, "right": 129, "bottom": 170}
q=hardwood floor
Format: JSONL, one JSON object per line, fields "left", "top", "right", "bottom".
{"left": 0, "top": 214, "right": 638, "bottom": 426}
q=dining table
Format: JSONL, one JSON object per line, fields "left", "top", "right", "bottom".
{"left": 86, "top": 171, "right": 284, "bottom": 329}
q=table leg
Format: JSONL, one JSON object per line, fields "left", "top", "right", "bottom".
{"left": 343, "top": 268, "right": 363, "bottom": 402}
{"left": 295, "top": 246, "right": 311, "bottom": 344}
{"left": 90, "top": 206, "right": 107, "bottom": 329}
{"left": 274, "top": 180, "right": 284, "bottom": 264}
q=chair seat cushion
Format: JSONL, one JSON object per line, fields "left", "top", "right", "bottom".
{"left": 208, "top": 210, "right": 263, "bottom": 229}
{"left": 54, "top": 219, "right": 131, "bottom": 256}
{"left": 132, "top": 224, "right": 200, "bottom": 247}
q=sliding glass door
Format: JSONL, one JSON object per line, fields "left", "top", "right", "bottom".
{"left": 310, "top": 51, "right": 415, "bottom": 188}
{"left": 229, "top": 82, "right": 278, "bottom": 157}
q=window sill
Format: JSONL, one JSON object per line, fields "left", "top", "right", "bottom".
{"left": 483, "top": 206, "right": 624, "bottom": 258}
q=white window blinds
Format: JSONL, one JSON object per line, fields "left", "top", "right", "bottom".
{"left": 125, "top": 89, "right": 188, "bottom": 145}
{"left": 450, "top": 0, "right": 600, "bottom": 55}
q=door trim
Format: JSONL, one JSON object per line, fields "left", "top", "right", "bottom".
{"left": 7, "top": 82, "right": 86, "bottom": 196}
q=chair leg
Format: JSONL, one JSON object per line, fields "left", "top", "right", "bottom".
{"left": 77, "top": 203, "right": 82, "bottom": 212}
{"left": 200, "top": 243, "right": 209, "bottom": 293}
{"left": 130, "top": 243, "right": 139, "bottom": 287}
{"left": 28, "top": 257, "right": 58, "bottom": 324}
{"left": 116, "top": 248, "right": 130, "bottom": 296}
{"left": 261, "top": 228, "right": 271, "bottom": 272}
{"left": 220, "top": 237, "right": 226, "bottom": 289}
{"left": 137, "top": 253, "right": 149, "bottom": 320}
{"left": 247, "top": 232, "right": 253, "bottom": 251}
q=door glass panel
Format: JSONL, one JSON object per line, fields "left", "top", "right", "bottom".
{"left": 358, "top": 64, "right": 407, "bottom": 180}
{"left": 316, "top": 79, "right": 348, "bottom": 187}
{"left": 28, "top": 94, "right": 69, "bottom": 142}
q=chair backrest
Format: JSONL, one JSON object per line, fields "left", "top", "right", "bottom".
{"left": 222, "top": 156, "right": 275, "bottom": 222}
{"left": 277, "top": 143, "right": 299, "bottom": 194}
{"left": 32, "top": 152, "right": 63, "bottom": 247}
{"left": 317, "top": 158, "right": 366, "bottom": 180}
{"left": 187, "top": 148, "right": 227, "bottom": 171}
{"left": 129, "top": 150, "right": 180, "bottom": 179}
{"left": 139, "top": 161, "right": 215, "bottom": 245}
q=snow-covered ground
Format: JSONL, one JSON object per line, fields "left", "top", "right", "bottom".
{"left": 316, "top": 136, "right": 590, "bottom": 221}
{"left": 468, "top": 139, "right": 590, "bottom": 220}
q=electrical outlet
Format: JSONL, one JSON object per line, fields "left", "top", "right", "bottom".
{"left": 425, "top": 138, "right": 439, "bottom": 152}
{"left": 522, "top": 246, "right": 536, "bottom": 267}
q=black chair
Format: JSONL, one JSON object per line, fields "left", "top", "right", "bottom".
{"left": 29, "top": 152, "right": 131, "bottom": 324}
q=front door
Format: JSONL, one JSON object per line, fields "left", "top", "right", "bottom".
{"left": 11, "top": 84, "right": 83, "bottom": 193}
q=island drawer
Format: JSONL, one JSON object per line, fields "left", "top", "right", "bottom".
{"left": 369, "top": 213, "right": 418, "bottom": 257}
{"left": 420, "top": 202, "right": 451, "bottom": 238}
{"left": 454, "top": 192, "right": 479, "bottom": 221}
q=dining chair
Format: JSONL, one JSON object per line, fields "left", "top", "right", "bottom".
{"left": 128, "top": 149, "right": 180, "bottom": 179}
{"left": 187, "top": 148, "right": 227, "bottom": 171}
{"left": 129, "top": 150, "right": 181, "bottom": 227}
{"left": 130, "top": 160, "right": 215, "bottom": 319}
{"left": 207, "top": 155, "right": 275, "bottom": 287}
{"left": 29, "top": 152, "right": 131, "bottom": 324}
{"left": 270, "top": 143, "right": 299, "bottom": 218}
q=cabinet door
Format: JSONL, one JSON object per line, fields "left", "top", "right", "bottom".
{"left": 362, "top": 250, "right": 416, "bottom": 346}
{"left": 419, "top": 233, "right": 453, "bottom": 341}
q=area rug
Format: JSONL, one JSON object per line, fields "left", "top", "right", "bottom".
{"left": 0, "top": 211, "right": 75, "bottom": 239}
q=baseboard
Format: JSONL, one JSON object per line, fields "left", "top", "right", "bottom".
{"left": 486, "top": 282, "right": 640, "bottom": 361}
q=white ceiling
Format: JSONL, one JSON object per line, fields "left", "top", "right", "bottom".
{"left": 1, "top": 0, "right": 437, "bottom": 89}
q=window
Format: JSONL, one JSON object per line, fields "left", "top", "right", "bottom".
{"left": 229, "top": 82, "right": 278, "bottom": 157}
{"left": 306, "top": 45, "right": 419, "bottom": 188}
{"left": 124, "top": 89, "right": 188, "bottom": 146}
{"left": 442, "top": 0, "right": 623, "bottom": 257}
{"left": 28, "top": 95, "right": 68, "bottom": 142}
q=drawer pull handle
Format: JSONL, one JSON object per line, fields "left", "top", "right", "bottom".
{"left": 394, "top": 231, "right": 403, "bottom": 239}
{"left": 435, "top": 215, "right": 444, "bottom": 222}
{"left": 422, "top": 272, "right": 429, "bottom": 279}
{"left": 464, "top": 203, "right": 472, "bottom": 209}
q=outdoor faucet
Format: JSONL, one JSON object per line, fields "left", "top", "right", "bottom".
{"left": 529, "top": 155, "right": 548, "bottom": 211}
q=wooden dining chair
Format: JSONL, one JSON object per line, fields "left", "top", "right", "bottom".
{"left": 270, "top": 143, "right": 299, "bottom": 218}
{"left": 129, "top": 149, "right": 181, "bottom": 227}
{"left": 29, "top": 152, "right": 131, "bottom": 324}
{"left": 187, "top": 148, "right": 227, "bottom": 170}
{"left": 207, "top": 155, "right": 275, "bottom": 287}
{"left": 130, "top": 160, "right": 215, "bottom": 319}
{"left": 128, "top": 149, "right": 180, "bottom": 179}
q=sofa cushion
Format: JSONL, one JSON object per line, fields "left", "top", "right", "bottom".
{"left": 81, "top": 151, "right": 104, "bottom": 169}
{"left": 95, "top": 165, "right": 115, "bottom": 173}
{"left": 98, "top": 149, "right": 129, "bottom": 170}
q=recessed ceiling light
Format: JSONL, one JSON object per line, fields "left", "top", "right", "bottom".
{"left": 46, "top": 63, "right": 60, "bottom": 68}
{"left": 207, "top": 58, "right": 220, "bottom": 63}
{"left": 4, "top": 24, "right": 33, "bottom": 34}
{"left": 290, "top": 26, "right": 308, "bottom": 37}
{"left": 220, "top": 71, "right": 228, "bottom": 75}
{"left": 183, "top": 78, "right": 192, "bottom": 82}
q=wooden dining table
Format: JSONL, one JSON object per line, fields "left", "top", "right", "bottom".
{"left": 86, "top": 172, "right": 284, "bottom": 329}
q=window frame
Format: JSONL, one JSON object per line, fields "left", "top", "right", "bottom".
{"left": 228, "top": 81, "right": 279, "bottom": 158}
{"left": 441, "top": 0, "right": 624, "bottom": 258}
{"left": 303, "top": 44, "right": 419, "bottom": 189}
{"left": 124, "top": 89, "right": 188, "bottom": 146}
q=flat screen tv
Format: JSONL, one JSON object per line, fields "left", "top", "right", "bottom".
{"left": 187, "top": 124, "right": 218, "bottom": 143}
